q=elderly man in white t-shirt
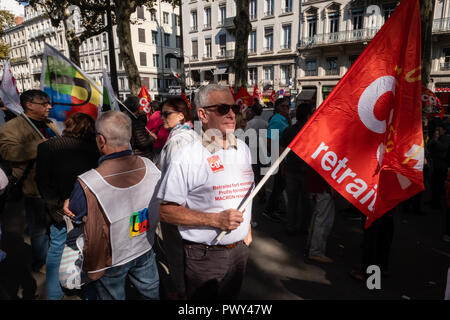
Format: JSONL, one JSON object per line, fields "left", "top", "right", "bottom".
{"left": 157, "top": 84, "right": 254, "bottom": 299}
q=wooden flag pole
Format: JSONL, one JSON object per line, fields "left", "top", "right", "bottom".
{"left": 214, "top": 147, "right": 292, "bottom": 244}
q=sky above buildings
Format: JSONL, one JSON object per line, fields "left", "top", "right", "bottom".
{"left": 0, "top": 0, "right": 26, "bottom": 17}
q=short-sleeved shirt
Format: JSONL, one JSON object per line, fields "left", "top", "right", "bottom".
{"left": 157, "top": 138, "right": 254, "bottom": 245}
{"left": 267, "top": 113, "right": 289, "bottom": 140}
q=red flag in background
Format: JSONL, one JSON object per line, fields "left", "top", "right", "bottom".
{"left": 252, "top": 84, "right": 262, "bottom": 101}
{"left": 138, "top": 85, "right": 152, "bottom": 115}
{"left": 288, "top": 0, "right": 423, "bottom": 228}
{"left": 422, "top": 86, "right": 445, "bottom": 119}
{"left": 181, "top": 91, "right": 192, "bottom": 110}
{"left": 270, "top": 89, "right": 277, "bottom": 103}
{"left": 234, "top": 86, "right": 253, "bottom": 113}
{"left": 229, "top": 86, "right": 235, "bottom": 96}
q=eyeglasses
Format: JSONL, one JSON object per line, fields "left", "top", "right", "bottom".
{"left": 160, "top": 110, "right": 178, "bottom": 118}
{"left": 31, "top": 100, "right": 50, "bottom": 107}
{"left": 202, "top": 104, "right": 240, "bottom": 115}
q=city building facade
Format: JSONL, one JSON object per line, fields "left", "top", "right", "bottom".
{"left": 1, "top": 2, "right": 182, "bottom": 101}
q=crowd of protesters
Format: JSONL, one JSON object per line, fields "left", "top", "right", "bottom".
{"left": 0, "top": 84, "right": 449, "bottom": 300}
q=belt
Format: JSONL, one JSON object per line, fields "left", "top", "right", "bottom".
{"left": 183, "top": 240, "right": 241, "bottom": 249}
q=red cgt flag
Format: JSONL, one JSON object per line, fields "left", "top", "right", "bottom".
{"left": 138, "top": 85, "right": 152, "bottom": 115}
{"left": 234, "top": 86, "right": 253, "bottom": 113}
{"left": 288, "top": 0, "right": 423, "bottom": 228}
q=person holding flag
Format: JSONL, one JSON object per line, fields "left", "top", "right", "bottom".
{"left": 0, "top": 90, "right": 60, "bottom": 273}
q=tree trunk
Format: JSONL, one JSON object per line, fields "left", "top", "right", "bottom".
{"left": 233, "top": 0, "right": 251, "bottom": 91}
{"left": 114, "top": 1, "right": 141, "bottom": 96}
{"left": 420, "top": 0, "right": 435, "bottom": 87}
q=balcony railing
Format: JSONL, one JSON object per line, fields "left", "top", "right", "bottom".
{"left": 325, "top": 69, "right": 339, "bottom": 76}
{"left": 440, "top": 62, "right": 450, "bottom": 71}
{"left": 299, "top": 28, "right": 380, "bottom": 48}
{"left": 281, "top": 7, "right": 293, "bottom": 14}
{"left": 280, "top": 44, "right": 291, "bottom": 50}
{"left": 217, "top": 50, "right": 234, "bottom": 59}
{"left": 263, "top": 46, "right": 273, "bottom": 52}
{"left": 433, "top": 18, "right": 450, "bottom": 32}
{"left": 264, "top": 11, "right": 274, "bottom": 17}
{"left": 305, "top": 70, "right": 318, "bottom": 76}
{"left": 203, "top": 54, "right": 213, "bottom": 60}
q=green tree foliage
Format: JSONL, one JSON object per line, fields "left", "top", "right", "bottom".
{"left": 0, "top": 10, "right": 16, "bottom": 60}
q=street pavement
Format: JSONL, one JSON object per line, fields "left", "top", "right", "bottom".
{"left": 0, "top": 187, "right": 449, "bottom": 300}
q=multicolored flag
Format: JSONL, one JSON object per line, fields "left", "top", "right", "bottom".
{"left": 0, "top": 59, "right": 22, "bottom": 115}
{"left": 40, "top": 43, "right": 102, "bottom": 127}
{"left": 102, "top": 69, "right": 119, "bottom": 111}
{"left": 288, "top": 0, "right": 423, "bottom": 228}
{"left": 138, "top": 85, "right": 152, "bottom": 115}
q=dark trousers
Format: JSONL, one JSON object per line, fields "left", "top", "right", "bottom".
{"left": 264, "top": 168, "right": 286, "bottom": 213}
{"left": 361, "top": 211, "right": 394, "bottom": 273}
{"left": 184, "top": 241, "right": 249, "bottom": 300}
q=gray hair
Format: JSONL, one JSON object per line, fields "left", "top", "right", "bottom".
{"left": 95, "top": 111, "right": 132, "bottom": 148}
{"left": 194, "top": 84, "right": 231, "bottom": 108}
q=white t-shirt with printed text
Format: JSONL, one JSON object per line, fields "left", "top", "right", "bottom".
{"left": 157, "top": 138, "right": 254, "bottom": 245}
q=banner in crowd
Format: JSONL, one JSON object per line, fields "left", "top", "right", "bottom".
{"left": 234, "top": 86, "right": 253, "bottom": 113}
{"left": 422, "top": 86, "right": 445, "bottom": 119}
{"left": 40, "top": 43, "right": 102, "bottom": 127}
{"left": 270, "top": 89, "right": 277, "bottom": 103}
{"left": 0, "top": 59, "right": 22, "bottom": 115}
{"left": 102, "top": 69, "right": 119, "bottom": 112}
{"left": 288, "top": 0, "right": 423, "bottom": 228}
{"left": 138, "top": 85, "right": 152, "bottom": 115}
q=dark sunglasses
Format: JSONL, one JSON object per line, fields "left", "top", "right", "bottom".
{"left": 160, "top": 110, "right": 178, "bottom": 118}
{"left": 202, "top": 104, "right": 240, "bottom": 115}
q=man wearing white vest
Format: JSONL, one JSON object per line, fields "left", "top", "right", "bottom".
{"left": 64, "top": 111, "right": 161, "bottom": 300}
{"left": 157, "top": 84, "right": 254, "bottom": 299}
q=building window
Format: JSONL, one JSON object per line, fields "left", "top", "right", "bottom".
{"left": 349, "top": 55, "right": 359, "bottom": 67}
{"left": 326, "top": 57, "right": 338, "bottom": 75}
{"left": 138, "top": 28, "right": 146, "bottom": 43}
{"left": 165, "top": 55, "right": 171, "bottom": 69}
{"left": 204, "top": 7, "right": 211, "bottom": 29}
{"left": 204, "top": 38, "right": 212, "bottom": 58}
{"left": 152, "top": 31, "right": 158, "bottom": 45}
{"left": 307, "top": 16, "right": 317, "bottom": 38}
{"left": 352, "top": 8, "right": 363, "bottom": 30}
{"left": 191, "top": 11, "right": 198, "bottom": 32}
{"left": 120, "top": 78, "right": 125, "bottom": 90}
{"left": 248, "top": 67, "right": 257, "bottom": 85}
{"left": 104, "top": 55, "right": 108, "bottom": 69}
{"left": 248, "top": 30, "right": 257, "bottom": 53}
{"left": 151, "top": 11, "right": 157, "bottom": 21}
{"left": 163, "top": 12, "right": 169, "bottom": 24}
{"left": 176, "top": 36, "right": 182, "bottom": 49}
{"left": 250, "top": 0, "right": 257, "bottom": 19}
{"left": 264, "top": 27, "right": 273, "bottom": 51}
{"left": 141, "top": 77, "right": 150, "bottom": 90}
{"left": 219, "top": 5, "right": 226, "bottom": 26}
{"left": 102, "top": 33, "right": 107, "bottom": 49}
{"left": 264, "top": 0, "right": 274, "bottom": 16}
{"left": 280, "top": 65, "right": 291, "bottom": 86}
{"left": 118, "top": 53, "right": 123, "bottom": 69}
{"left": 137, "top": 6, "right": 145, "bottom": 19}
{"left": 282, "top": 0, "right": 293, "bottom": 13}
{"left": 383, "top": 3, "right": 397, "bottom": 23}
{"left": 282, "top": 24, "right": 291, "bottom": 49}
{"left": 174, "top": 14, "right": 180, "bottom": 27}
{"left": 442, "top": 48, "right": 450, "bottom": 70}
{"left": 140, "top": 52, "right": 147, "bottom": 66}
{"left": 263, "top": 66, "right": 274, "bottom": 84}
{"left": 153, "top": 54, "right": 159, "bottom": 67}
{"left": 218, "top": 34, "right": 227, "bottom": 57}
{"left": 192, "top": 40, "right": 198, "bottom": 59}
{"left": 305, "top": 59, "right": 317, "bottom": 76}
{"left": 164, "top": 33, "right": 170, "bottom": 47}
{"left": 328, "top": 12, "right": 339, "bottom": 34}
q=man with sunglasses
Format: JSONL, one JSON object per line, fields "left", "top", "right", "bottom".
{"left": 157, "top": 84, "right": 254, "bottom": 299}
{"left": 0, "top": 90, "right": 60, "bottom": 275}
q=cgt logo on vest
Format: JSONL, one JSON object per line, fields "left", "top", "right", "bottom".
{"left": 129, "top": 208, "right": 149, "bottom": 238}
